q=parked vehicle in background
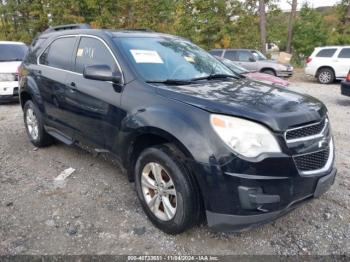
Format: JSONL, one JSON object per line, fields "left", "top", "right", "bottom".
{"left": 20, "top": 25, "right": 336, "bottom": 234}
{"left": 0, "top": 41, "right": 28, "bottom": 102}
{"left": 217, "top": 57, "right": 289, "bottom": 87}
{"left": 209, "top": 48, "right": 293, "bottom": 78}
{"left": 305, "top": 46, "right": 350, "bottom": 84}
{"left": 341, "top": 70, "right": 350, "bottom": 97}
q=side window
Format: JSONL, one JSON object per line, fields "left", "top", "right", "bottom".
{"left": 316, "top": 49, "right": 337, "bottom": 58}
{"left": 338, "top": 48, "right": 350, "bottom": 58}
{"left": 75, "top": 37, "right": 116, "bottom": 74}
{"left": 39, "top": 37, "right": 76, "bottom": 70}
{"left": 237, "top": 51, "right": 254, "bottom": 62}
{"left": 223, "top": 50, "right": 237, "bottom": 60}
{"left": 209, "top": 50, "right": 223, "bottom": 57}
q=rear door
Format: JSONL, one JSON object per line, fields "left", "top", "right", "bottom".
{"left": 313, "top": 48, "right": 337, "bottom": 74}
{"left": 37, "top": 36, "right": 78, "bottom": 137}
{"left": 66, "top": 36, "right": 124, "bottom": 148}
{"left": 334, "top": 48, "right": 350, "bottom": 78}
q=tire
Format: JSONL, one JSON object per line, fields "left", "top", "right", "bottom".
{"left": 23, "top": 100, "right": 53, "bottom": 147}
{"left": 261, "top": 69, "right": 276, "bottom": 76}
{"left": 317, "top": 68, "right": 335, "bottom": 84}
{"left": 134, "top": 144, "right": 201, "bottom": 234}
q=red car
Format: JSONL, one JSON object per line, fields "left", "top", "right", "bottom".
{"left": 341, "top": 70, "right": 350, "bottom": 97}
{"left": 217, "top": 57, "right": 289, "bottom": 87}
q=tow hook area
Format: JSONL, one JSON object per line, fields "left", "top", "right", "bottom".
{"left": 238, "top": 186, "right": 280, "bottom": 212}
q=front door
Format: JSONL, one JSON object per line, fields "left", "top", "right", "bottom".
{"left": 66, "top": 36, "right": 124, "bottom": 149}
{"left": 236, "top": 50, "right": 258, "bottom": 71}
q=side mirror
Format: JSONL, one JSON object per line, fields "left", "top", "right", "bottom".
{"left": 249, "top": 57, "right": 256, "bottom": 62}
{"left": 83, "top": 64, "right": 122, "bottom": 84}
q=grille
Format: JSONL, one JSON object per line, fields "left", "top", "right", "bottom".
{"left": 286, "top": 119, "right": 326, "bottom": 141}
{"left": 294, "top": 148, "right": 330, "bottom": 172}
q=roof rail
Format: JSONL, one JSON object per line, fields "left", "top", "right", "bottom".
{"left": 42, "top": 23, "right": 92, "bottom": 34}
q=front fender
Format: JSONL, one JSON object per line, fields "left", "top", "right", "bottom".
{"left": 118, "top": 103, "right": 217, "bottom": 166}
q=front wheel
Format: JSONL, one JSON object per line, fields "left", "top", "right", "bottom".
{"left": 261, "top": 69, "right": 276, "bottom": 76}
{"left": 134, "top": 144, "right": 201, "bottom": 234}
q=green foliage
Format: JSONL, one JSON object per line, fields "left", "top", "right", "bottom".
{"left": 0, "top": 0, "right": 348, "bottom": 63}
{"left": 267, "top": 8, "right": 288, "bottom": 50}
{"left": 293, "top": 4, "right": 328, "bottom": 58}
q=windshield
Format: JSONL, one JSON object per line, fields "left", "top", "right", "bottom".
{"left": 114, "top": 37, "right": 233, "bottom": 82}
{"left": 219, "top": 57, "right": 249, "bottom": 74}
{"left": 251, "top": 50, "right": 267, "bottom": 61}
{"left": 0, "top": 44, "right": 28, "bottom": 62}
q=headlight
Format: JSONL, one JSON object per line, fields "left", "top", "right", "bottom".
{"left": 0, "top": 73, "right": 16, "bottom": 82}
{"left": 210, "top": 114, "right": 281, "bottom": 158}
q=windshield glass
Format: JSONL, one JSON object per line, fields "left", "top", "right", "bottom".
{"left": 219, "top": 57, "right": 249, "bottom": 74}
{"left": 114, "top": 37, "right": 233, "bottom": 82}
{"left": 0, "top": 44, "right": 28, "bottom": 62}
{"left": 251, "top": 50, "right": 267, "bottom": 61}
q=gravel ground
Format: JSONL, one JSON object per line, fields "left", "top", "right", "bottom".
{"left": 0, "top": 77, "right": 349, "bottom": 255}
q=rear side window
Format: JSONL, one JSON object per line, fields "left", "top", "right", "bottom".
{"left": 237, "top": 51, "right": 253, "bottom": 62}
{"left": 338, "top": 48, "right": 350, "bottom": 58}
{"left": 223, "top": 50, "right": 237, "bottom": 60}
{"left": 75, "top": 37, "right": 116, "bottom": 74}
{"left": 315, "top": 49, "right": 336, "bottom": 58}
{"left": 39, "top": 37, "right": 76, "bottom": 70}
{"left": 0, "top": 44, "right": 28, "bottom": 62}
{"left": 209, "top": 50, "right": 223, "bottom": 57}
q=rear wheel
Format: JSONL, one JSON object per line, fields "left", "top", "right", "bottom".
{"left": 24, "top": 100, "right": 53, "bottom": 147}
{"left": 134, "top": 144, "right": 200, "bottom": 234}
{"left": 317, "top": 68, "right": 335, "bottom": 84}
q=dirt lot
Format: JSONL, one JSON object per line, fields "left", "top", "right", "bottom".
{"left": 0, "top": 75, "right": 350, "bottom": 255}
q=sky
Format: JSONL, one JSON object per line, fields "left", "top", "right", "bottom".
{"left": 278, "top": 0, "right": 340, "bottom": 11}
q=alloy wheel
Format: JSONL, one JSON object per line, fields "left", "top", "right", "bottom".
{"left": 26, "top": 108, "right": 39, "bottom": 140}
{"left": 319, "top": 71, "right": 332, "bottom": 84}
{"left": 141, "top": 162, "right": 177, "bottom": 221}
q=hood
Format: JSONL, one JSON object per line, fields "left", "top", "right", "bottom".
{"left": 244, "top": 72, "right": 289, "bottom": 87}
{"left": 155, "top": 79, "right": 326, "bottom": 132}
{"left": 0, "top": 61, "right": 21, "bottom": 73}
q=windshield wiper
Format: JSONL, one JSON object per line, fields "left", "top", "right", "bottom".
{"left": 146, "top": 79, "right": 193, "bottom": 85}
{"left": 190, "top": 74, "right": 239, "bottom": 81}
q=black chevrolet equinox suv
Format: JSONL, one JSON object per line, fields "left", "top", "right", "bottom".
{"left": 19, "top": 24, "right": 336, "bottom": 234}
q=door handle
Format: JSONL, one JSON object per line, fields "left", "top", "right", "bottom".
{"left": 68, "top": 82, "right": 77, "bottom": 93}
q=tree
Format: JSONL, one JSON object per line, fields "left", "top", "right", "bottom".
{"left": 293, "top": 4, "right": 327, "bottom": 58}
{"left": 286, "top": 0, "right": 297, "bottom": 53}
{"left": 258, "top": 0, "right": 267, "bottom": 54}
{"left": 346, "top": 1, "right": 350, "bottom": 25}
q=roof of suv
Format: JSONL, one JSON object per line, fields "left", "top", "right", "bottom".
{"left": 315, "top": 45, "right": 350, "bottom": 48}
{"left": 38, "top": 28, "right": 181, "bottom": 40}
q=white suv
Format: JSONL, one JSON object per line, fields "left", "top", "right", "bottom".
{"left": 305, "top": 46, "right": 350, "bottom": 84}
{"left": 0, "top": 41, "right": 28, "bottom": 102}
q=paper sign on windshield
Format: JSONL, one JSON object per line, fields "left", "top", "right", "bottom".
{"left": 130, "top": 49, "right": 164, "bottom": 64}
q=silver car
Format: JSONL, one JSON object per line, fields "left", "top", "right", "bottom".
{"left": 210, "top": 49, "right": 293, "bottom": 78}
